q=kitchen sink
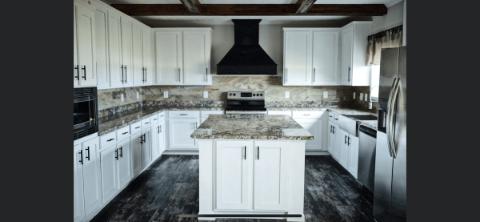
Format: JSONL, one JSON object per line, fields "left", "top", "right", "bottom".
{"left": 343, "top": 114, "right": 377, "bottom": 121}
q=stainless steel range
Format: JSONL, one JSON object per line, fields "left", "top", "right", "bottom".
{"left": 225, "top": 91, "right": 267, "bottom": 114}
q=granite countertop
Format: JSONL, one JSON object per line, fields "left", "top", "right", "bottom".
{"left": 191, "top": 114, "right": 314, "bottom": 140}
{"left": 98, "top": 107, "right": 224, "bottom": 135}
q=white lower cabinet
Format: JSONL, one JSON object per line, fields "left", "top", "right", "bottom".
{"left": 292, "top": 110, "right": 328, "bottom": 152}
{"left": 168, "top": 111, "right": 200, "bottom": 150}
{"left": 215, "top": 140, "right": 253, "bottom": 210}
{"left": 99, "top": 145, "right": 118, "bottom": 204}
{"left": 131, "top": 132, "right": 143, "bottom": 177}
{"left": 141, "top": 128, "right": 152, "bottom": 169}
{"left": 116, "top": 139, "right": 131, "bottom": 188}
{"left": 151, "top": 113, "right": 166, "bottom": 160}
{"left": 207, "top": 140, "right": 304, "bottom": 214}
{"left": 253, "top": 141, "right": 288, "bottom": 211}
{"left": 74, "top": 136, "right": 102, "bottom": 222}
{"left": 346, "top": 135, "right": 359, "bottom": 178}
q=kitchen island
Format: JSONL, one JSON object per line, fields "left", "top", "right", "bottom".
{"left": 191, "top": 114, "right": 313, "bottom": 221}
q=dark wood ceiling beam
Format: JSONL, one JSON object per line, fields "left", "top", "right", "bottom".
{"left": 111, "top": 4, "right": 387, "bottom": 16}
{"left": 179, "top": 0, "right": 200, "bottom": 14}
{"left": 296, "top": 0, "right": 317, "bottom": 14}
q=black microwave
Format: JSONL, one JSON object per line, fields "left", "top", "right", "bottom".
{"left": 73, "top": 87, "right": 98, "bottom": 140}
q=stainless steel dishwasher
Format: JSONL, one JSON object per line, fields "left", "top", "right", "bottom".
{"left": 358, "top": 124, "right": 377, "bottom": 192}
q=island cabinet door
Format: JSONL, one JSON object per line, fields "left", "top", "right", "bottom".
{"left": 253, "top": 141, "right": 288, "bottom": 211}
{"left": 215, "top": 140, "right": 253, "bottom": 210}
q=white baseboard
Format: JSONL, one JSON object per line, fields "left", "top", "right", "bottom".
{"left": 163, "top": 149, "right": 199, "bottom": 155}
{"left": 305, "top": 151, "right": 330, "bottom": 156}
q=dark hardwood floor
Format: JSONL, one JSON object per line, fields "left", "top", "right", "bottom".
{"left": 92, "top": 155, "right": 373, "bottom": 222}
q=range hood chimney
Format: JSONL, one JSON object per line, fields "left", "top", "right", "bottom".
{"left": 217, "top": 19, "right": 277, "bottom": 75}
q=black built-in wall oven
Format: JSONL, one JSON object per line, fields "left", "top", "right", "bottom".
{"left": 73, "top": 87, "right": 98, "bottom": 140}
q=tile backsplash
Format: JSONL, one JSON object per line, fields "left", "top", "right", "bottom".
{"left": 98, "top": 76, "right": 374, "bottom": 119}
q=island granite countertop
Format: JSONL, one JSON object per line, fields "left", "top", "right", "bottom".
{"left": 191, "top": 114, "right": 314, "bottom": 140}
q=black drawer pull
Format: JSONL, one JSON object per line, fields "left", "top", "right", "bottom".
{"left": 107, "top": 138, "right": 114, "bottom": 142}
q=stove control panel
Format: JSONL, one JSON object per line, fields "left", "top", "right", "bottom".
{"left": 227, "top": 91, "right": 264, "bottom": 100}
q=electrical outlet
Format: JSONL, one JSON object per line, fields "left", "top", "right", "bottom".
{"left": 365, "top": 93, "right": 369, "bottom": 101}
{"left": 285, "top": 91, "right": 290, "bottom": 99}
{"left": 323, "top": 91, "right": 328, "bottom": 99}
{"left": 120, "top": 93, "right": 124, "bottom": 102}
{"left": 353, "top": 92, "right": 356, "bottom": 100}
{"left": 360, "top": 93, "right": 364, "bottom": 101}
{"left": 203, "top": 91, "right": 208, "bottom": 99}
{"left": 163, "top": 91, "right": 168, "bottom": 98}
{"left": 369, "top": 101, "right": 373, "bottom": 109}
{"left": 136, "top": 91, "right": 140, "bottom": 100}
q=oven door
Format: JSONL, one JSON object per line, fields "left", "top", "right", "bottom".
{"left": 73, "top": 88, "right": 98, "bottom": 139}
{"left": 225, "top": 99, "right": 266, "bottom": 111}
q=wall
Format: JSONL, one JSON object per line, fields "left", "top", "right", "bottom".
{"left": 211, "top": 25, "right": 284, "bottom": 75}
{"left": 98, "top": 76, "right": 373, "bottom": 120}
{"left": 371, "top": 0, "right": 404, "bottom": 34}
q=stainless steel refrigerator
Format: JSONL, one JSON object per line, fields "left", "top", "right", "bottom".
{"left": 375, "top": 47, "right": 406, "bottom": 222}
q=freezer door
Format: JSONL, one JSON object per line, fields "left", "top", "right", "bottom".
{"left": 378, "top": 48, "right": 399, "bottom": 112}
{"left": 374, "top": 131, "right": 393, "bottom": 221}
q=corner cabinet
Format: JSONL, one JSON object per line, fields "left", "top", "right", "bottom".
{"left": 154, "top": 28, "right": 212, "bottom": 86}
{"left": 74, "top": 0, "right": 97, "bottom": 88}
{"left": 339, "top": 21, "right": 372, "bottom": 86}
{"left": 283, "top": 28, "right": 339, "bottom": 86}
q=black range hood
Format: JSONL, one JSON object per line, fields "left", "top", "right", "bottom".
{"left": 217, "top": 19, "right": 277, "bottom": 75}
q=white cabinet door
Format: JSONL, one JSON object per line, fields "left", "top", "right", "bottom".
{"left": 142, "top": 27, "right": 154, "bottom": 85}
{"left": 347, "top": 135, "right": 359, "bottom": 178}
{"left": 293, "top": 117, "right": 326, "bottom": 151}
{"left": 340, "top": 25, "right": 353, "bottom": 86}
{"left": 121, "top": 16, "right": 133, "bottom": 86}
{"left": 142, "top": 129, "right": 152, "bottom": 169}
{"left": 215, "top": 140, "right": 253, "bottom": 210}
{"left": 283, "top": 30, "right": 312, "bottom": 85}
{"left": 131, "top": 133, "right": 143, "bottom": 177}
{"left": 94, "top": 3, "right": 109, "bottom": 89}
{"left": 183, "top": 30, "right": 211, "bottom": 85}
{"left": 99, "top": 145, "right": 118, "bottom": 204}
{"left": 155, "top": 31, "right": 182, "bottom": 85}
{"left": 108, "top": 11, "right": 123, "bottom": 88}
{"left": 253, "top": 141, "right": 287, "bottom": 211}
{"left": 312, "top": 30, "right": 339, "bottom": 85}
{"left": 74, "top": 144, "right": 85, "bottom": 222}
{"left": 337, "top": 128, "right": 349, "bottom": 168}
{"left": 116, "top": 139, "right": 131, "bottom": 189}
{"left": 81, "top": 138, "right": 102, "bottom": 218}
{"left": 132, "top": 24, "right": 144, "bottom": 86}
{"left": 158, "top": 117, "right": 167, "bottom": 155}
{"left": 328, "top": 123, "right": 340, "bottom": 160}
{"left": 168, "top": 118, "right": 198, "bottom": 149}
{"left": 75, "top": 2, "right": 97, "bottom": 87}
{"left": 151, "top": 123, "right": 160, "bottom": 160}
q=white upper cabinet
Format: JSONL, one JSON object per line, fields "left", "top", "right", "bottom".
{"left": 183, "top": 30, "right": 212, "bottom": 85}
{"left": 121, "top": 16, "right": 134, "bottom": 87}
{"left": 339, "top": 21, "right": 372, "bottom": 86}
{"left": 74, "top": 0, "right": 97, "bottom": 88}
{"left": 155, "top": 28, "right": 212, "bottom": 86}
{"left": 132, "top": 23, "right": 144, "bottom": 87}
{"left": 312, "top": 30, "right": 339, "bottom": 85}
{"left": 283, "top": 30, "right": 312, "bottom": 85}
{"left": 283, "top": 28, "right": 340, "bottom": 86}
{"left": 107, "top": 10, "right": 123, "bottom": 88}
{"left": 142, "top": 27, "right": 154, "bottom": 85}
{"left": 155, "top": 31, "right": 182, "bottom": 85}
{"left": 93, "top": 0, "right": 109, "bottom": 89}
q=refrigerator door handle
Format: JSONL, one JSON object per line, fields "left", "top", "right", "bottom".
{"left": 386, "top": 77, "right": 399, "bottom": 157}
{"left": 390, "top": 78, "right": 402, "bottom": 158}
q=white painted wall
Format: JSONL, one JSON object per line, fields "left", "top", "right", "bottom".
{"left": 370, "top": 0, "right": 404, "bottom": 34}
{"left": 211, "top": 25, "right": 283, "bottom": 75}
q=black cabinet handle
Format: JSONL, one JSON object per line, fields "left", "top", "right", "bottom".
{"left": 74, "top": 65, "right": 80, "bottom": 80}
{"left": 78, "top": 150, "right": 83, "bottom": 165}
{"left": 119, "top": 147, "right": 123, "bottom": 157}
{"left": 122, "top": 131, "right": 128, "bottom": 135}
{"left": 348, "top": 136, "right": 351, "bottom": 146}
{"left": 115, "top": 149, "right": 119, "bottom": 160}
{"left": 243, "top": 146, "right": 247, "bottom": 160}
{"left": 257, "top": 146, "right": 260, "bottom": 160}
{"left": 107, "top": 138, "right": 114, "bottom": 142}
{"left": 81, "top": 65, "right": 87, "bottom": 80}
{"left": 344, "top": 136, "right": 347, "bottom": 144}
{"left": 85, "top": 147, "right": 90, "bottom": 161}
{"left": 120, "top": 65, "right": 124, "bottom": 83}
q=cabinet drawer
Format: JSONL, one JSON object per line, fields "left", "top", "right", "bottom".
{"left": 130, "top": 121, "right": 142, "bottom": 135}
{"left": 151, "top": 114, "right": 159, "bottom": 125}
{"left": 100, "top": 132, "right": 116, "bottom": 149}
{"left": 158, "top": 111, "right": 166, "bottom": 119}
{"left": 292, "top": 110, "right": 325, "bottom": 119}
{"left": 142, "top": 116, "right": 153, "bottom": 129}
{"left": 116, "top": 126, "right": 130, "bottom": 141}
{"left": 169, "top": 111, "right": 200, "bottom": 119}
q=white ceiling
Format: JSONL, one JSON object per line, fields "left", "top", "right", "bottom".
{"left": 104, "top": 0, "right": 402, "bottom": 7}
